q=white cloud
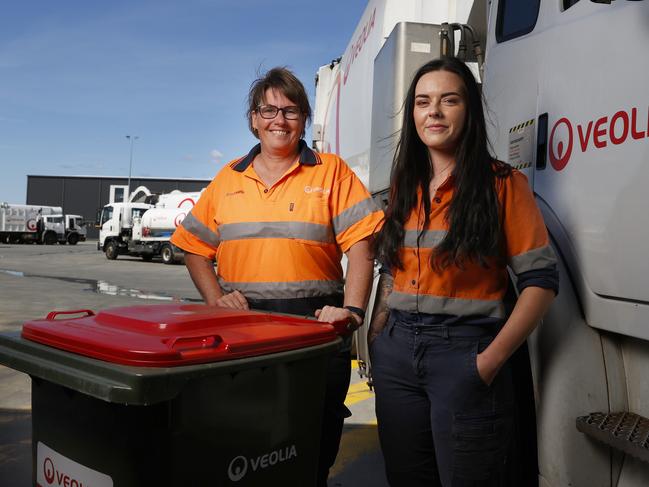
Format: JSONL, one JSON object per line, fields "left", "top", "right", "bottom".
{"left": 210, "top": 149, "right": 223, "bottom": 164}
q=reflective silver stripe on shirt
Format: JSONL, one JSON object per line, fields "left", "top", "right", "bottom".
{"left": 218, "top": 277, "right": 344, "bottom": 300}
{"left": 332, "top": 197, "right": 381, "bottom": 236}
{"left": 388, "top": 291, "right": 505, "bottom": 318}
{"left": 509, "top": 244, "right": 557, "bottom": 275}
{"left": 181, "top": 212, "right": 220, "bottom": 247}
{"left": 403, "top": 229, "right": 446, "bottom": 249}
{"left": 218, "top": 221, "right": 334, "bottom": 244}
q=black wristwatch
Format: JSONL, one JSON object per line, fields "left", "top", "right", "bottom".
{"left": 343, "top": 305, "right": 365, "bottom": 322}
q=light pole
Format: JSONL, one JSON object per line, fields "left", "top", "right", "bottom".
{"left": 125, "top": 135, "right": 139, "bottom": 202}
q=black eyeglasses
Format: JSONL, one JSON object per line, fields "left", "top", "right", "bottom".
{"left": 256, "top": 104, "right": 301, "bottom": 120}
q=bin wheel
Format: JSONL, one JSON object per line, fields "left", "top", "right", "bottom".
{"left": 105, "top": 241, "right": 119, "bottom": 260}
{"left": 160, "top": 244, "right": 175, "bottom": 265}
{"left": 43, "top": 232, "right": 57, "bottom": 245}
{"left": 67, "top": 233, "right": 79, "bottom": 245}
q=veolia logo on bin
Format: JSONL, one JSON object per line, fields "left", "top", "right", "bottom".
{"left": 43, "top": 457, "right": 56, "bottom": 483}
{"left": 37, "top": 442, "right": 113, "bottom": 487}
{"left": 41, "top": 456, "right": 91, "bottom": 487}
{"left": 227, "top": 444, "right": 298, "bottom": 482}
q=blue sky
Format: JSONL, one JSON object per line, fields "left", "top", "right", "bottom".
{"left": 0, "top": 0, "right": 367, "bottom": 203}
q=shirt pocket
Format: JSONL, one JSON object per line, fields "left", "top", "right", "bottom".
{"left": 289, "top": 196, "right": 333, "bottom": 246}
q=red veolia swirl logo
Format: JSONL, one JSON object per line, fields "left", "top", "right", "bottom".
{"left": 549, "top": 117, "right": 573, "bottom": 171}
{"left": 177, "top": 198, "right": 195, "bottom": 209}
{"left": 43, "top": 457, "right": 55, "bottom": 484}
{"left": 174, "top": 212, "right": 186, "bottom": 227}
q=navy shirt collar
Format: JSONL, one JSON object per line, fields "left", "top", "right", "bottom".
{"left": 232, "top": 139, "right": 319, "bottom": 172}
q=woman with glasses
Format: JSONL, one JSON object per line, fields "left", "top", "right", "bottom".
{"left": 368, "top": 57, "right": 558, "bottom": 486}
{"left": 171, "top": 67, "right": 383, "bottom": 486}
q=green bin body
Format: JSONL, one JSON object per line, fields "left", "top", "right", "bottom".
{"left": 0, "top": 304, "right": 342, "bottom": 486}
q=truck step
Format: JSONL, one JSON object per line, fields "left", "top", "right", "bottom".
{"left": 576, "top": 412, "right": 649, "bottom": 464}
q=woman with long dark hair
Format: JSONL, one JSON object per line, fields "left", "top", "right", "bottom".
{"left": 369, "top": 57, "right": 558, "bottom": 486}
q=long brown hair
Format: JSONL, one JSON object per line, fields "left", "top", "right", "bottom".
{"left": 375, "top": 57, "right": 510, "bottom": 271}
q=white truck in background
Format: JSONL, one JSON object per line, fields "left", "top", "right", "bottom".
{"left": 60, "top": 214, "right": 87, "bottom": 245}
{"left": 97, "top": 187, "right": 203, "bottom": 264}
{"left": 314, "top": 0, "right": 649, "bottom": 485}
{"left": 0, "top": 203, "right": 87, "bottom": 245}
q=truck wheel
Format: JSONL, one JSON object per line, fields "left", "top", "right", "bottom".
{"left": 105, "top": 241, "right": 119, "bottom": 260}
{"left": 141, "top": 254, "right": 153, "bottom": 262}
{"left": 43, "top": 232, "right": 57, "bottom": 245}
{"left": 67, "top": 233, "right": 79, "bottom": 245}
{"left": 160, "top": 244, "right": 175, "bottom": 265}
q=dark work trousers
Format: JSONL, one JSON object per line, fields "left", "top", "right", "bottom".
{"left": 371, "top": 313, "right": 515, "bottom": 487}
{"left": 317, "top": 348, "right": 352, "bottom": 486}
{"left": 248, "top": 295, "right": 351, "bottom": 487}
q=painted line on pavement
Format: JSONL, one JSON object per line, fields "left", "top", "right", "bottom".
{"left": 346, "top": 360, "right": 373, "bottom": 407}
{"left": 345, "top": 381, "right": 374, "bottom": 407}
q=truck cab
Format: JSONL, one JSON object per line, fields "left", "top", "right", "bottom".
{"left": 64, "top": 215, "right": 87, "bottom": 245}
{"left": 39, "top": 215, "right": 65, "bottom": 245}
{"left": 481, "top": 1, "right": 649, "bottom": 485}
{"left": 41, "top": 214, "right": 87, "bottom": 245}
{"left": 97, "top": 202, "right": 152, "bottom": 257}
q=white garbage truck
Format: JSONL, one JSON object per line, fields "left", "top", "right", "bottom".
{"left": 97, "top": 187, "right": 203, "bottom": 264}
{"left": 0, "top": 203, "right": 86, "bottom": 245}
{"left": 314, "top": 0, "right": 649, "bottom": 485}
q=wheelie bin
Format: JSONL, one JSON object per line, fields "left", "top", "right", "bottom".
{"left": 0, "top": 303, "right": 344, "bottom": 486}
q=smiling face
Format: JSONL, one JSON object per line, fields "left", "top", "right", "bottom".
{"left": 413, "top": 70, "right": 467, "bottom": 157}
{"left": 252, "top": 88, "right": 305, "bottom": 158}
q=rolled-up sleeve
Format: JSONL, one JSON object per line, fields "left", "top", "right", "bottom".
{"left": 501, "top": 171, "right": 559, "bottom": 294}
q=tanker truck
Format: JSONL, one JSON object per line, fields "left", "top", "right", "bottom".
{"left": 97, "top": 188, "right": 203, "bottom": 264}
{"left": 314, "top": 0, "right": 649, "bottom": 485}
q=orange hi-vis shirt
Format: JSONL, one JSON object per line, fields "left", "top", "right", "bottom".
{"left": 171, "top": 141, "right": 384, "bottom": 301}
{"left": 388, "top": 169, "right": 557, "bottom": 319}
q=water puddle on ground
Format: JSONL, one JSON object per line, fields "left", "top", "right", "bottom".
{"left": 0, "top": 269, "right": 201, "bottom": 302}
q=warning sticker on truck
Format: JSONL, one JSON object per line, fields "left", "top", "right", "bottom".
{"left": 37, "top": 442, "right": 113, "bottom": 487}
{"left": 508, "top": 119, "right": 535, "bottom": 171}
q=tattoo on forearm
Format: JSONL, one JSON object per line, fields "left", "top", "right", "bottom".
{"left": 367, "top": 274, "right": 393, "bottom": 345}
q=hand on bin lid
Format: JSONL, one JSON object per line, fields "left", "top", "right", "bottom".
{"left": 328, "top": 319, "right": 357, "bottom": 337}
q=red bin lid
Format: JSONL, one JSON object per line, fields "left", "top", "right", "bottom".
{"left": 21, "top": 304, "right": 340, "bottom": 367}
